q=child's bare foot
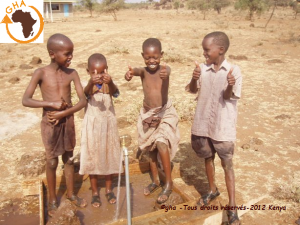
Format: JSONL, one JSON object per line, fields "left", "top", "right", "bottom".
{"left": 48, "top": 200, "right": 58, "bottom": 217}
{"left": 105, "top": 192, "right": 116, "bottom": 204}
{"left": 144, "top": 183, "right": 161, "bottom": 196}
{"left": 67, "top": 194, "right": 87, "bottom": 208}
{"left": 91, "top": 195, "right": 101, "bottom": 208}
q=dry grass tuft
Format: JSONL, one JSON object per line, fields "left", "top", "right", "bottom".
{"left": 272, "top": 174, "right": 300, "bottom": 203}
{"left": 163, "top": 52, "right": 186, "bottom": 63}
{"left": 171, "top": 97, "right": 196, "bottom": 122}
{"left": 124, "top": 98, "right": 142, "bottom": 124}
{"left": 108, "top": 46, "right": 129, "bottom": 55}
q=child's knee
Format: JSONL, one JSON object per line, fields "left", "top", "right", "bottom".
{"left": 221, "top": 159, "right": 233, "bottom": 171}
{"left": 47, "top": 158, "right": 58, "bottom": 170}
{"left": 62, "top": 151, "right": 73, "bottom": 164}
{"left": 156, "top": 141, "right": 168, "bottom": 152}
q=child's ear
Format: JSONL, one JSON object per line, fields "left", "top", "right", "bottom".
{"left": 141, "top": 52, "right": 144, "bottom": 58}
{"left": 160, "top": 51, "right": 164, "bottom": 58}
{"left": 49, "top": 50, "right": 55, "bottom": 59}
{"left": 219, "top": 46, "right": 225, "bottom": 55}
{"left": 86, "top": 68, "right": 89, "bottom": 74}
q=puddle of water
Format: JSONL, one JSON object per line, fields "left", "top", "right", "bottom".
{"left": 46, "top": 173, "right": 162, "bottom": 225}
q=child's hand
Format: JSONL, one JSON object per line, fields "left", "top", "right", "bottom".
{"left": 227, "top": 68, "right": 235, "bottom": 86}
{"left": 46, "top": 111, "right": 65, "bottom": 125}
{"left": 192, "top": 61, "right": 201, "bottom": 80}
{"left": 159, "top": 63, "right": 169, "bottom": 80}
{"left": 91, "top": 69, "right": 103, "bottom": 85}
{"left": 125, "top": 65, "right": 134, "bottom": 81}
{"left": 103, "top": 69, "right": 112, "bottom": 84}
{"left": 50, "top": 97, "right": 68, "bottom": 110}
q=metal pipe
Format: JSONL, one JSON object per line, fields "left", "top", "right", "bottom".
{"left": 122, "top": 138, "right": 132, "bottom": 225}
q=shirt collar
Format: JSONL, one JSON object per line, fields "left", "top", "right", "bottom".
{"left": 204, "top": 59, "right": 231, "bottom": 72}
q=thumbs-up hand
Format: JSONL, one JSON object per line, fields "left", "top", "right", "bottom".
{"left": 125, "top": 65, "right": 134, "bottom": 81}
{"left": 192, "top": 61, "right": 201, "bottom": 80}
{"left": 227, "top": 68, "right": 235, "bottom": 86}
{"left": 159, "top": 63, "right": 169, "bottom": 80}
{"left": 91, "top": 69, "right": 103, "bottom": 85}
{"left": 103, "top": 69, "right": 112, "bottom": 84}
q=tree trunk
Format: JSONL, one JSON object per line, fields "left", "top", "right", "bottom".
{"left": 265, "top": 2, "right": 276, "bottom": 28}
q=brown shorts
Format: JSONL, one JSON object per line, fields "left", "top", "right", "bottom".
{"left": 41, "top": 112, "right": 75, "bottom": 159}
{"left": 191, "top": 135, "right": 234, "bottom": 160}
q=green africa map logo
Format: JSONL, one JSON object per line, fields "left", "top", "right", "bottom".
{"left": 0, "top": 0, "right": 44, "bottom": 43}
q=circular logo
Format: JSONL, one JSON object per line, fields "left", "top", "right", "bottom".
{"left": 1, "top": 3, "right": 44, "bottom": 44}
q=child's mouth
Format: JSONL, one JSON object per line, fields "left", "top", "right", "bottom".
{"left": 149, "top": 65, "right": 156, "bottom": 69}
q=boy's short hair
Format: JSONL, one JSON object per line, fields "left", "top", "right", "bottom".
{"left": 47, "top": 33, "right": 72, "bottom": 52}
{"left": 204, "top": 31, "right": 230, "bottom": 52}
{"left": 88, "top": 53, "right": 107, "bottom": 68}
{"left": 142, "top": 38, "right": 162, "bottom": 52}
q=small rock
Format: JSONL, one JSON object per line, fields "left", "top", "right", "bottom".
{"left": 117, "top": 117, "right": 129, "bottom": 129}
{"left": 30, "top": 57, "right": 42, "bottom": 65}
{"left": 27, "top": 73, "right": 33, "bottom": 76}
{"left": 250, "top": 23, "right": 255, "bottom": 27}
{"left": 19, "top": 64, "right": 33, "bottom": 69}
{"left": 250, "top": 138, "right": 263, "bottom": 145}
{"left": 267, "top": 59, "right": 283, "bottom": 63}
{"left": 228, "top": 55, "right": 248, "bottom": 60}
{"left": 8, "top": 77, "right": 20, "bottom": 84}
{"left": 16, "top": 152, "right": 46, "bottom": 177}
{"left": 77, "top": 63, "right": 87, "bottom": 69}
{"left": 275, "top": 114, "right": 291, "bottom": 120}
{"left": 47, "top": 200, "right": 80, "bottom": 225}
{"left": 241, "top": 144, "right": 250, "bottom": 150}
{"left": 95, "top": 29, "right": 101, "bottom": 32}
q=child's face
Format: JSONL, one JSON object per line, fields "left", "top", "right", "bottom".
{"left": 142, "top": 46, "right": 163, "bottom": 72}
{"left": 202, "top": 37, "right": 224, "bottom": 65}
{"left": 87, "top": 61, "right": 107, "bottom": 76}
{"left": 52, "top": 42, "right": 74, "bottom": 67}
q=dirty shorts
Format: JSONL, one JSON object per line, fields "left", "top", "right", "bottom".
{"left": 41, "top": 112, "right": 76, "bottom": 159}
{"left": 191, "top": 135, "right": 234, "bottom": 160}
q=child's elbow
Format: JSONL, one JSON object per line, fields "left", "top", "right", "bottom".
{"left": 80, "top": 97, "right": 87, "bottom": 108}
{"left": 22, "top": 97, "right": 28, "bottom": 107}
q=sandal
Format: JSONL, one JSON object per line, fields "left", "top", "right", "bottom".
{"left": 144, "top": 183, "right": 161, "bottom": 196}
{"left": 48, "top": 201, "right": 58, "bottom": 217}
{"left": 91, "top": 195, "right": 101, "bottom": 208}
{"left": 197, "top": 188, "right": 220, "bottom": 206}
{"left": 227, "top": 210, "right": 240, "bottom": 225}
{"left": 157, "top": 188, "right": 172, "bottom": 204}
{"left": 66, "top": 194, "right": 87, "bottom": 208}
{"left": 105, "top": 192, "right": 117, "bottom": 204}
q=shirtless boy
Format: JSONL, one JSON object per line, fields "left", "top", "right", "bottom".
{"left": 186, "top": 31, "right": 242, "bottom": 225}
{"left": 125, "top": 38, "right": 180, "bottom": 204}
{"left": 22, "top": 33, "right": 87, "bottom": 216}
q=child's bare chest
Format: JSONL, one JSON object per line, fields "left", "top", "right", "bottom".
{"left": 142, "top": 73, "right": 164, "bottom": 89}
{"left": 40, "top": 73, "right": 72, "bottom": 93}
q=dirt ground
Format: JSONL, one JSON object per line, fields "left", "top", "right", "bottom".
{"left": 0, "top": 7, "right": 299, "bottom": 225}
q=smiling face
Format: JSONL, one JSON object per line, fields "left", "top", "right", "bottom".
{"left": 51, "top": 40, "right": 74, "bottom": 68}
{"left": 142, "top": 46, "right": 163, "bottom": 72}
{"left": 202, "top": 37, "right": 224, "bottom": 65}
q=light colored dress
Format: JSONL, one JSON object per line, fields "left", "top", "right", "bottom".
{"left": 79, "top": 84, "right": 123, "bottom": 175}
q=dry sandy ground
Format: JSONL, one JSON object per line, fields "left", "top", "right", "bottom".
{"left": 0, "top": 7, "right": 299, "bottom": 224}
